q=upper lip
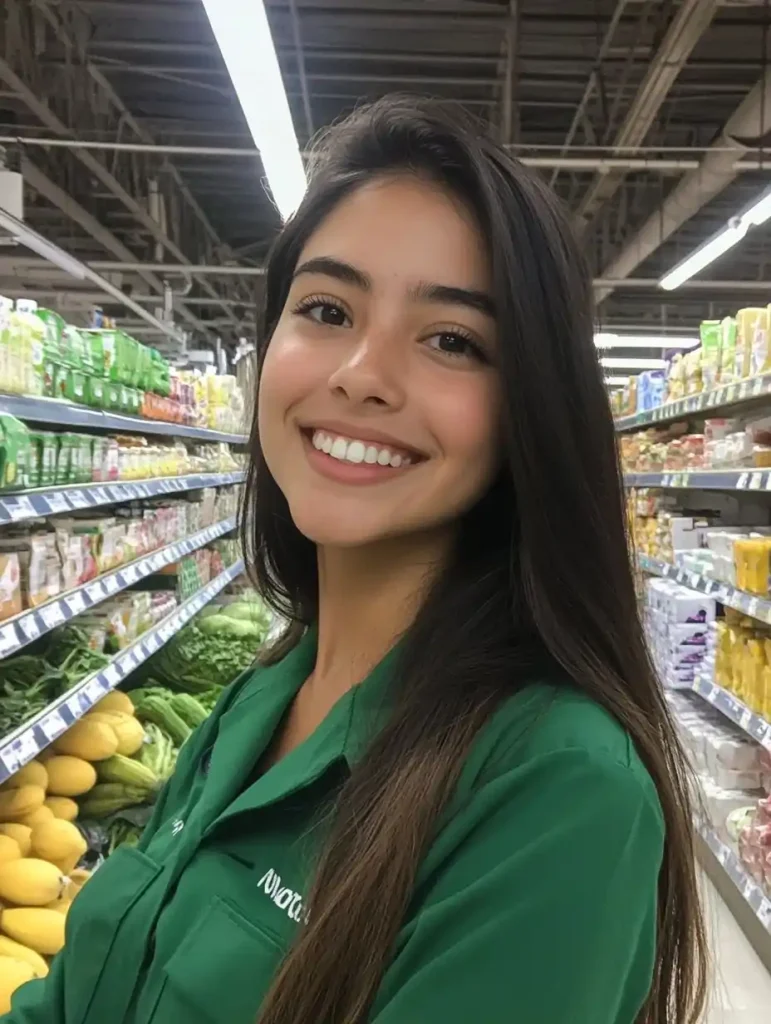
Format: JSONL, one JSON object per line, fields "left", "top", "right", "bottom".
{"left": 300, "top": 420, "right": 428, "bottom": 459}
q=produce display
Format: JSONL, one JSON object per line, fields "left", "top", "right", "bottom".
{"left": 0, "top": 297, "right": 248, "bottom": 434}
{"left": 0, "top": 485, "right": 239, "bottom": 624}
{"left": 612, "top": 304, "right": 771, "bottom": 418}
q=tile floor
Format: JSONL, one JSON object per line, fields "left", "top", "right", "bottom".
{"left": 701, "top": 873, "right": 771, "bottom": 1023}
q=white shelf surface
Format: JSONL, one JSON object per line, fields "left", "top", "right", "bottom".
{"left": 0, "top": 558, "right": 244, "bottom": 784}
{"left": 0, "top": 471, "right": 244, "bottom": 526}
{"left": 0, "top": 515, "right": 237, "bottom": 660}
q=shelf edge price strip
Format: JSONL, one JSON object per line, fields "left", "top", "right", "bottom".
{"left": 0, "top": 471, "right": 245, "bottom": 526}
{"left": 0, "top": 559, "right": 244, "bottom": 784}
{"left": 0, "top": 515, "right": 237, "bottom": 660}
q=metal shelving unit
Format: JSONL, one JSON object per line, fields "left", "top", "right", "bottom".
{"left": 0, "top": 559, "right": 244, "bottom": 783}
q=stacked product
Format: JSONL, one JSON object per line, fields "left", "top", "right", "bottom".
{"left": 669, "top": 690, "right": 771, "bottom": 895}
{"left": 612, "top": 304, "right": 771, "bottom": 417}
{"left": 620, "top": 414, "right": 771, "bottom": 474}
{"left": 0, "top": 486, "right": 239, "bottom": 624}
{"left": 644, "top": 577, "right": 715, "bottom": 688}
{"left": 0, "top": 298, "right": 249, "bottom": 433}
{"left": 713, "top": 610, "right": 771, "bottom": 720}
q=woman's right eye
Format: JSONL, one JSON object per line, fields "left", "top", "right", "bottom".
{"left": 296, "top": 300, "right": 351, "bottom": 328}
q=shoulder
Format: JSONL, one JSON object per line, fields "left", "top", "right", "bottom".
{"left": 451, "top": 680, "right": 663, "bottom": 838}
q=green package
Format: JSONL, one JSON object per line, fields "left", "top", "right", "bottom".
{"left": 55, "top": 433, "right": 77, "bottom": 485}
{"left": 83, "top": 330, "right": 106, "bottom": 378}
{"left": 105, "top": 383, "right": 121, "bottom": 411}
{"left": 126, "top": 388, "right": 141, "bottom": 416}
{"left": 699, "top": 319, "right": 722, "bottom": 391}
{"left": 35, "top": 308, "right": 64, "bottom": 362}
{"left": 52, "top": 363, "right": 68, "bottom": 401}
{"left": 85, "top": 374, "right": 105, "bottom": 409}
{"left": 78, "top": 435, "right": 94, "bottom": 483}
{"left": 64, "top": 369, "right": 87, "bottom": 405}
{"left": 0, "top": 414, "right": 31, "bottom": 491}
{"left": 38, "top": 433, "right": 57, "bottom": 487}
{"left": 720, "top": 316, "right": 737, "bottom": 383}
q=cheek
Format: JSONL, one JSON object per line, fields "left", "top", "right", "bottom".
{"left": 430, "top": 376, "right": 501, "bottom": 481}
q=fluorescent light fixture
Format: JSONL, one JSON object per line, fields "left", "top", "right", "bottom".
{"left": 604, "top": 376, "right": 630, "bottom": 386}
{"left": 0, "top": 207, "right": 86, "bottom": 280}
{"left": 594, "top": 333, "right": 698, "bottom": 350}
{"left": 201, "top": 0, "right": 306, "bottom": 220}
{"left": 660, "top": 187, "right": 771, "bottom": 291}
{"left": 600, "top": 357, "right": 667, "bottom": 370}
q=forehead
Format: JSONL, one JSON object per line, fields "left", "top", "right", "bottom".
{"left": 298, "top": 175, "right": 491, "bottom": 292}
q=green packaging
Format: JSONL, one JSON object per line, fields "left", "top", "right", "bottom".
{"left": 55, "top": 433, "right": 77, "bottom": 485}
{"left": 35, "top": 308, "right": 64, "bottom": 362}
{"left": 38, "top": 433, "right": 57, "bottom": 487}
{"left": 720, "top": 316, "right": 737, "bottom": 383}
{"left": 52, "top": 363, "right": 68, "bottom": 401}
{"left": 64, "top": 369, "right": 87, "bottom": 404}
{"left": 78, "top": 435, "right": 94, "bottom": 483}
{"left": 126, "top": 388, "right": 141, "bottom": 416}
{"left": 699, "top": 319, "right": 722, "bottom": 391}
{"left": 0, "top": 414, "right": 31, "bottom": 491}
{"left": 105, "top": 383, "right": 121, "bottom": 411}
{"left": 85, "top": 374, "right": 105, "bottom": 408}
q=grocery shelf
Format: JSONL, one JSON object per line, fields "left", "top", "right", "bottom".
{"left": 697, "top": 819, "right": 771, "bottom": 935}
{"left": 0, "top": 558, "right": 244, "bottom": 784}
{"left": 625, "top": 469, "right": 771, "bottom": 492}
{"left": 638, "top": 553, "right": 771, "bottom": 625}
{"left": 0, "top": 393, "right": 248, "bottom": 444}
{"left": 0, "top": 515, "right": 237, "bottom": 660}
{"left": 0, "top": 471, "right": 245, "bottom": 526}
{"left": 615, "top": 373, "right": 771, "bottom": 433}
{"left": 670, "top": 671, "right": 771, "bottom": 753}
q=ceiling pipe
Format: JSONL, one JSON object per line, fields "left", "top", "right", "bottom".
{"left": 596, "top": 73, "right": 771, "bottom": 306}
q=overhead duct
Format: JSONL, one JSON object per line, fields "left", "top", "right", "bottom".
{"left": 596, "top": 72, "right": 771, "bottom": 306}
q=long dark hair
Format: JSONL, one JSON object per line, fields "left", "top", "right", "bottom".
{"left": 242, "top": 95, "right": 706, "bottom": 1024}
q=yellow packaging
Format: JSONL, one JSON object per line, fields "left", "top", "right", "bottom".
{"left": 719, "top": 316, "right": 737, "bottom": 382}
{"left": 745, "top": 638, "right": 765, "bottom": 713}
{"left": 667, "top": 353, "right": 686, "bottom": 400}
{"left": 683, "top": 347, "right": 702, "bottom": 394}
{"left": 736, "top": 307, "right": 767, "bottom": 379}
{"left": 743, "top": 306, "right": 771, "bottom": 377}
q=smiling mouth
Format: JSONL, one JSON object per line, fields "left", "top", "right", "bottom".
{"left": 301, "top": 428, "right": 425, "bottom": 471}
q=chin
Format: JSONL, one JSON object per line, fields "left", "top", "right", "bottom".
{"left": 286, "top": 498, "right": 412, "bottom": 549}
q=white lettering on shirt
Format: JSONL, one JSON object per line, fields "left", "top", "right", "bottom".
{"left": 257, "top": 867, "right": 306, "bottom": 924}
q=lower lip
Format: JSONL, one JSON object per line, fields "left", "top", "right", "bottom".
{"left": 302, "top": 434, "right": 418, "bottom": 485}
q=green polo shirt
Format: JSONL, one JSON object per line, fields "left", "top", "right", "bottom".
{"left": 4, "top": 630, "right": 663, "bottom": 1024}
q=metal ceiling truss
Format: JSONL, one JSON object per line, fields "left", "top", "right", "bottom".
{"left": 0, "top": 0, "right": 255, "bottom": 339}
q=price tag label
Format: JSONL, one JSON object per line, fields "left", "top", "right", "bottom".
{"left": 66, "top": 695, "right": 82, "bottom": 718}
{"left": 15, "top": 730, "right": 39, "bottom": 766}
{"left": 86, "top": 581, "right": 106, "bottom": 603}
{"left": 104, "top": 576, "right": 120, "bottom": 595}
{"left": 4, "top": 495, "right": 36, "bottom": 521}
{"left": 43, "top": 492, "right": 71, "bottom": 515}
{"left": 92, "top": 487, "right": 109, "bottom": 504}
{"left": 750, "top": 472, "right": 763, "bottom": 490}
{"left": 134, "top": 484, "right": 150, "bottom": 498}
{"left": 102, "top": 665, "right": 120, "bottom": 687}
{"left": 145, "top": 633, "right": 160, "bottom": 653}
{"left": 123, "top": 651, "right": 138, "bottom": 671}
{"left": 728, "top": 384, "right": 739, "bottom": 401}
{"left": 151, "top": 553, "right": 166, "bottom": 570}
{"left": 0, "top": 745, "right": 20, "bottom": 776}
{"left": 0, "top": 623, "right": 18, "bottom": 657}
{"left": 748, "top": 597, "right": 760, "bottom": 619}
{"left": 739, "top": 708, "right": 753, "bottom": 730}
{"left": 65, "top": 592, "right": 86, "bottom": 616}
{"left": 737, "top": 473, "right": 749, "bottom": 489}
{"left": 19, "top": 615, "right": 41, "bottom": 641}
{"left": 740, "top": 380, "right": 750, "bottom": 399}
{"left": 159, "top": 624, "right": 173, "bottom": 642}
{"left": 67, "top": 490, "right": 90, "bottom": 509}
{"left": 754, "top": 376, "right": 765, "bottom": 396}
{"left": 86, "top": 678, "right": 106, "bottom": 704}
{"left": 40, "top": 710, "right": 66, "bottom": 742}
{"left": 758, "top": 901, "right": 771, "bottom": 931}
{"left": 121, "top": 565, "right": 138, "bottom": 585}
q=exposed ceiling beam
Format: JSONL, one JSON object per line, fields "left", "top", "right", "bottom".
{"left": 596, "top": 72, "right": 771, "bottom": 306}
{"left": 574, "top": 0, "right": 720, "bottom": 229}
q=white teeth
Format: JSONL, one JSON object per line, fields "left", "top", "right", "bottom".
{"left": 330, "top": 437, "right": 348, "bottom": 460}
{"left": 345, "top": 441, "right": 365, "bottom": 464}
{"left": 310, "top": 430, "right": 414, "bottom": 469}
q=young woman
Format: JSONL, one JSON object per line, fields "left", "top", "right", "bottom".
{"left": 5, "top": 96, "right": 706, "bottom": 1024}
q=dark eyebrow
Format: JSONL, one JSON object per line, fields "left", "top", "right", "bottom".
{"left": 412, "top": 282, "right": 496, "bottom": 319}
{"left": 292, "top": 256, "right": 371, "bottom": 290}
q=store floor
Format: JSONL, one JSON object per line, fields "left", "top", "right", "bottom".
{"left": 701, "top": 872, "right": 771, "bottom": 1023}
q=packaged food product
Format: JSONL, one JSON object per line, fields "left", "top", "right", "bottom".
{"left": 699, "top": 320, "right": 722, "bottom": 391}
{"left": 0, "top": 553, "right": 22, "bottom": 622}
{"left": 84, "top": 375, "right": 105, "bottom": 409}
{"left": 0, "top": 415, "right": 30, "bottom": 492}
{"left": 683, "top": 347, "right": 703, "bottom": 394}
{"left": 0, "top": 533, "right": 61, "bottom": 608}
{"left": 667, "top": 353, "right": 685, "bottom": 401}
{"left": 736, "top": 308, "right": 766, "bottom": 379}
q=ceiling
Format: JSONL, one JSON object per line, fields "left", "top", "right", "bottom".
{"left": 2, "top": 0, "right": 771, "bottom": 349}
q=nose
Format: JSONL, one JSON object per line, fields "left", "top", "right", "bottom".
{"left": 327, "top": 331, "right": 406, "bottom": 409}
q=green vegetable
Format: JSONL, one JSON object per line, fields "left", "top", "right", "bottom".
{"left": 139, "top": 622, "right": 260, "bottom": 693}
{"left": 168, "top": 694, "right": 209, "bottom": 729}
{"left": 131, "top": 692, "right": 191, "bottom": 747}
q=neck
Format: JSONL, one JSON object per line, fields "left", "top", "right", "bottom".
{"left": 311, "top": 528, "right": 454, "bottom": 699}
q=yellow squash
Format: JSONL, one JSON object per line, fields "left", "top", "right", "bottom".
{"left": 30, "top": 820, "right": 87, "bottom": 875}
{"left": 0, "top": 936, "right": 47, "bottom": 979}
{"left": 1, "top": 908, "right": 66, "bottom": 956}
{"left": 0, "top": 955, "right": 35, "bottom": 1014}
{"left": 16, "top": 807, "right": 54, "bottom": 829}
{"left": 0, "top": 826, "right": 30, "bottom": 858}
{"left": 0, "top": 787, "right": 45, "bottom": 823}
{"left": 0, "top": 838, "right": 20, "bottom": 866}
{"left": 43, "top": 797, "right": 78, "bottom": 823}
{"left": 0, "top": 859, "right": 67, "bottom": 907}
{"left": 93, "top": 691, "right": 135, "bottom": 717}
{"left": 45, "top": 757, "right": 97, "bottom": 798}
{"left": 0, "top": 762, "right": 48, "bottom": 793}
{"left": 53, "top": 720, "right": 118, "bottom": 762}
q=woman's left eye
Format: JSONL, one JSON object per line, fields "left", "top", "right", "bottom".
{"left": 425, "top": 331, "right": 487, "bottom": 363}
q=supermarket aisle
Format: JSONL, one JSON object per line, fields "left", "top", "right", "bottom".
{"left": 701, "top": 872, "right": 771, "bottom": 1023}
